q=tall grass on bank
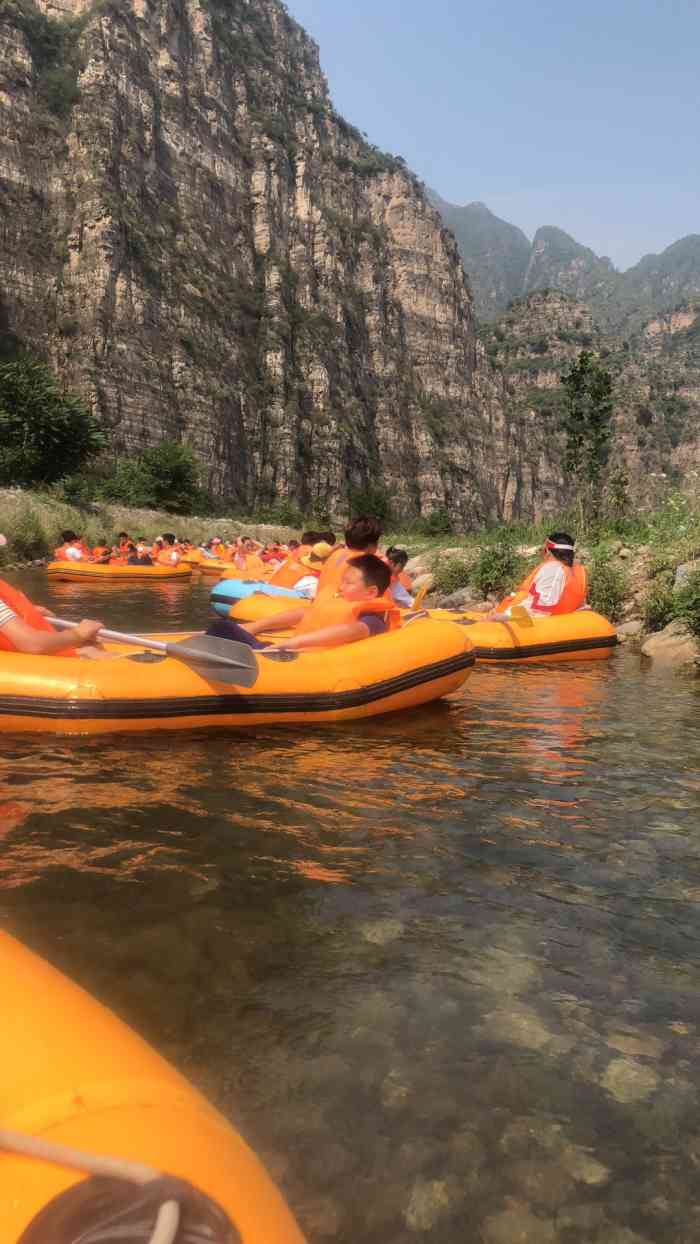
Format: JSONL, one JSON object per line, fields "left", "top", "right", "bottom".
{"left": 0, "top": 489, "right": 296, "bottom": 565}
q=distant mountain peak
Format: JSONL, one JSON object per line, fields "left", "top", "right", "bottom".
{"left": 431, "top": 193, "right": 698, "bottom": 327}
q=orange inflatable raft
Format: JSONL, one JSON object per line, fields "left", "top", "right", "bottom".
{"left": 0, "top": 618, "right": 473, "bottom": 734}
{"left": 0, "top": 930, "right": 305, "bottom": 1242}
{"left": 46, "top": 562, "right": 193, "bottom": 583}
{"left": 221, "top": 593, "right": 617, "bottom": 663}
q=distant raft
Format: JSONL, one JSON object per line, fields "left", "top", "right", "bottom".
{"left": 0, "top": 619, "right": 473, "bottom": 734}
{"left": 216, "top": 587, "right": 617, "bottom": 663}
{"left": 46, "top": 561, "right": 193, "bottom": 583}
{"left": 0, "top": 930, "right": 305, "bottom": 1242}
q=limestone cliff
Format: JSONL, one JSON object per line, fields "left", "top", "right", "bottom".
{"left": 1, "top": 0, "right": 541, "bottom": 526}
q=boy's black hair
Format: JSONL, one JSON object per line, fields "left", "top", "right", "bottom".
{"left": 288, "top": 539, "right": 300, "bottom": 549}
{"left": 321, "top": 530, "right": 336, "bottom": 545}
{"left": 345, "top": 515, "right": 383, "bottom": 551}
{"left": 60, "top": 529, "right": 78, "bottom": 543}
{"left": 348, "top": 553, "right": 391, "bottom": 596}
{"left": 117, "top": 531, "right": 129, "bottom": 539}
{"left": 137, "top": 535, "right": 147, "bottom": 541}
{"left": 546, "top": 531, "right": 575, "bottom": 568}
{"left": 162, "top": 532, "right": 176, "bottom": 545}
{"left": 386, "top": 546, "right": 408, "bottom": 569}
{"left": 301, "top": 530, "right": 321, "bottom": 545}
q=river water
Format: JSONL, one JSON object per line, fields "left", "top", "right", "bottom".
{"left": 2, "top": 569, "right": 700, "bottom": 1243}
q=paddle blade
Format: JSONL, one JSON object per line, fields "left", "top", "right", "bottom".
{"left": 166, "top": 637, "right": 259, "bottom": 687}
{"left": 509, "top": 605, "right": 535, "bottom": 627}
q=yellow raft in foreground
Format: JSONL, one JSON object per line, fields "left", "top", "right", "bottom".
{"left": 224, "top": 594, "right": 617, "bottom": 662}
{"left": 0, "top": 618, "right": 473, "bottom": 734}
{"left": 0, "top": 930, "right": 304, "bottom": 1242}
{"left": 46, "top": 561, "right": 193, "bottom": 583}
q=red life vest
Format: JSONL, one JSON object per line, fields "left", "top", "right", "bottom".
{"left": 499, "top": 559, "right": 587, "bottom": 615}
{"left": 295, "top": 592, "right": 399, "bottom": 640}
{"left": 0, "top": 580, "right": 76, "bottom": 655}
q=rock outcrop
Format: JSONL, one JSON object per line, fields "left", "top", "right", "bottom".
{"left": 1, "top": 0, "right": 537, "bottom": 526}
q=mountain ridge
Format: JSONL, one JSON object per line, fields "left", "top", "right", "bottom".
{"left": 430, "top": 191, "right": 700, "bottom": 328}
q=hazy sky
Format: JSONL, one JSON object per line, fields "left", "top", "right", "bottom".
{"left": 285, "top": 0, "right": 698, "bottom": 270}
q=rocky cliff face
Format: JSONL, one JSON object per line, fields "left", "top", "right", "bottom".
{"left": 1, "top": 0, "right": 548, "bottom": 526}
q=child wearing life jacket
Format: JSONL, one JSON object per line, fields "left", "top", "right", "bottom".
{"left": 156, "top": 534, "right": 181, "bottom": 565}
{"left": 315, "top": 516, "right": 383, "bottom": 596}
{"left": 0, "top": 534, "right": 104, "bottom": 656}
{"left": 54, "top": 530, "right": 85, "bottom": 562}
{"left": 488, "top": 532, "right": 587, "bottom": 620}
{"left": 385, "top": 547, "right": 414, "bottom": 607}
{"left": 208, "top": 554, "right": 395, "bottom": 651}
{"left": 90, "top": 539, "right": 111, "bottom": 563}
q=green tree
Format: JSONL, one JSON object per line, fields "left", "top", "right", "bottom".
{"left": 0, "top": 356, "right": 105, "bottom": 486}
{"left": 101, "top": 441, "right": 202, "bottom": 514}
{"left": 560, "top": 350, "right": 614, "bottom": 527}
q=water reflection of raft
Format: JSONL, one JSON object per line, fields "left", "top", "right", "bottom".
{"left": 220, "top": 590, "right": 617, "bottom": 663}
{"left": 0, "top": 931, "right": 305, "bottom": 1242}
{"left": 0, "top": 619, "right": 473, "bottom": 734}
{"left": 46, "top": 561, "right": 193, "bottom": 582}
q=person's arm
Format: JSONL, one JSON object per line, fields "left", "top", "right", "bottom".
{"left": 1, "top": 617, "right": 104, "bottom": 655}
{"left": 277, "top": 621, "right": 370, "bottom": 651}
{"left": 244, "top": 606, "right": 306, "bottom": 636}
{"left": 390, "top": 581, "right": 414, "bottom": 608}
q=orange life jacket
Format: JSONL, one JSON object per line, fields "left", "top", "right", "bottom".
{"left": 316, "top": 545, "right": 354, "bottom": 595}
{"left": 0, "top": 580, "right": 76, "bottom": 655}
{"left": 499, "top": 559, "right": 587, "bottom": 616}
{"left": 151, "top": 543, "right": 161, "bottom": 559}
{"left": 157, "top": 548, "right": 180, "bottom": 566}
{"left": 91, "top": 546, "right": 109, "bottom": 559}
{"left": 54, "top": 543, "right": 83, "bottom": 562}
{"left": 295, "top": 592, "right": 399, "bottom": 639}
{"left": 268, "top": 557, "right": 309, "bottom": 588}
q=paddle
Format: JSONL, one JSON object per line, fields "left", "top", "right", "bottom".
{"left": 508, "top": 605, "right": 535, "bottom": 627}
{"left": 48, "top": 618, "right": 259, "bottom": 687}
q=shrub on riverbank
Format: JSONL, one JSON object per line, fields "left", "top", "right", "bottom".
{"left": 587, "top": 553, "right": 628, "bottom": 622}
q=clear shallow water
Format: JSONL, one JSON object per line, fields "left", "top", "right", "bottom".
{"left": 2, "top": 570, "right": 700, "bottom": 1242}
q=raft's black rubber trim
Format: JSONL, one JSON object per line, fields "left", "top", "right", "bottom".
{"left": 474, "top": 633, "right": 618, "bottom": 660}
{"left": 0, "top": 651, "right": 474, "bottom": 721}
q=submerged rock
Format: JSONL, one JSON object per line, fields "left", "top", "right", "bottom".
{"left": 601, "top": 1057, "right": 659, "bottom": 1103}
{"left": 404, "top": 1178, "right": 460, "bottom": 1231}
{"left": 360, "top": 918, "right": 405, "bottom": 945}
{"left": 482, "top": 1200, "right": 559, "bottom": 1244}
{"left": 559, "top": 1144, "right": 610, "bottom": 1186}
{"left": 482, "top": 1004, "right": 553, "bottom": 1051}
{"left": 606, "top": 1030, "right": 664, "bottom": 1058}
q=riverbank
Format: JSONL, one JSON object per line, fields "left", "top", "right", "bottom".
{"left": 1, "top": 487, "right": 698, "bottom": 668}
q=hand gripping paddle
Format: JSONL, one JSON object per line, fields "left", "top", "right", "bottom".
{"left": 49, "top": 619, "right": 259, "bottom": 687}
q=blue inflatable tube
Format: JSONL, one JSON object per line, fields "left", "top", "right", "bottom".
{"left": 210, "top": 578, "right": 304, "bottom": 617}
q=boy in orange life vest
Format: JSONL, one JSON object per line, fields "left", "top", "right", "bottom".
{"left": 487, "top": 532, "right": 587, "bottom": 621}
{"left": 0, "top": 535, "right": 104, "bottom": 655}
{"left": 207, "top": 554, "right": 395, "bottom": 651}
{"left": 316, "top": 516, "right": 383, "bottom": 596}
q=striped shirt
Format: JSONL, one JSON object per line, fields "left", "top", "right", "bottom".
{"left": 0, "top": 600, "right": 17, "bottom": 629}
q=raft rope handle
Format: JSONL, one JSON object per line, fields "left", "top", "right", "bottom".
{"left": 0, "top": 1127, "right": 180, "bottom": 1244}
